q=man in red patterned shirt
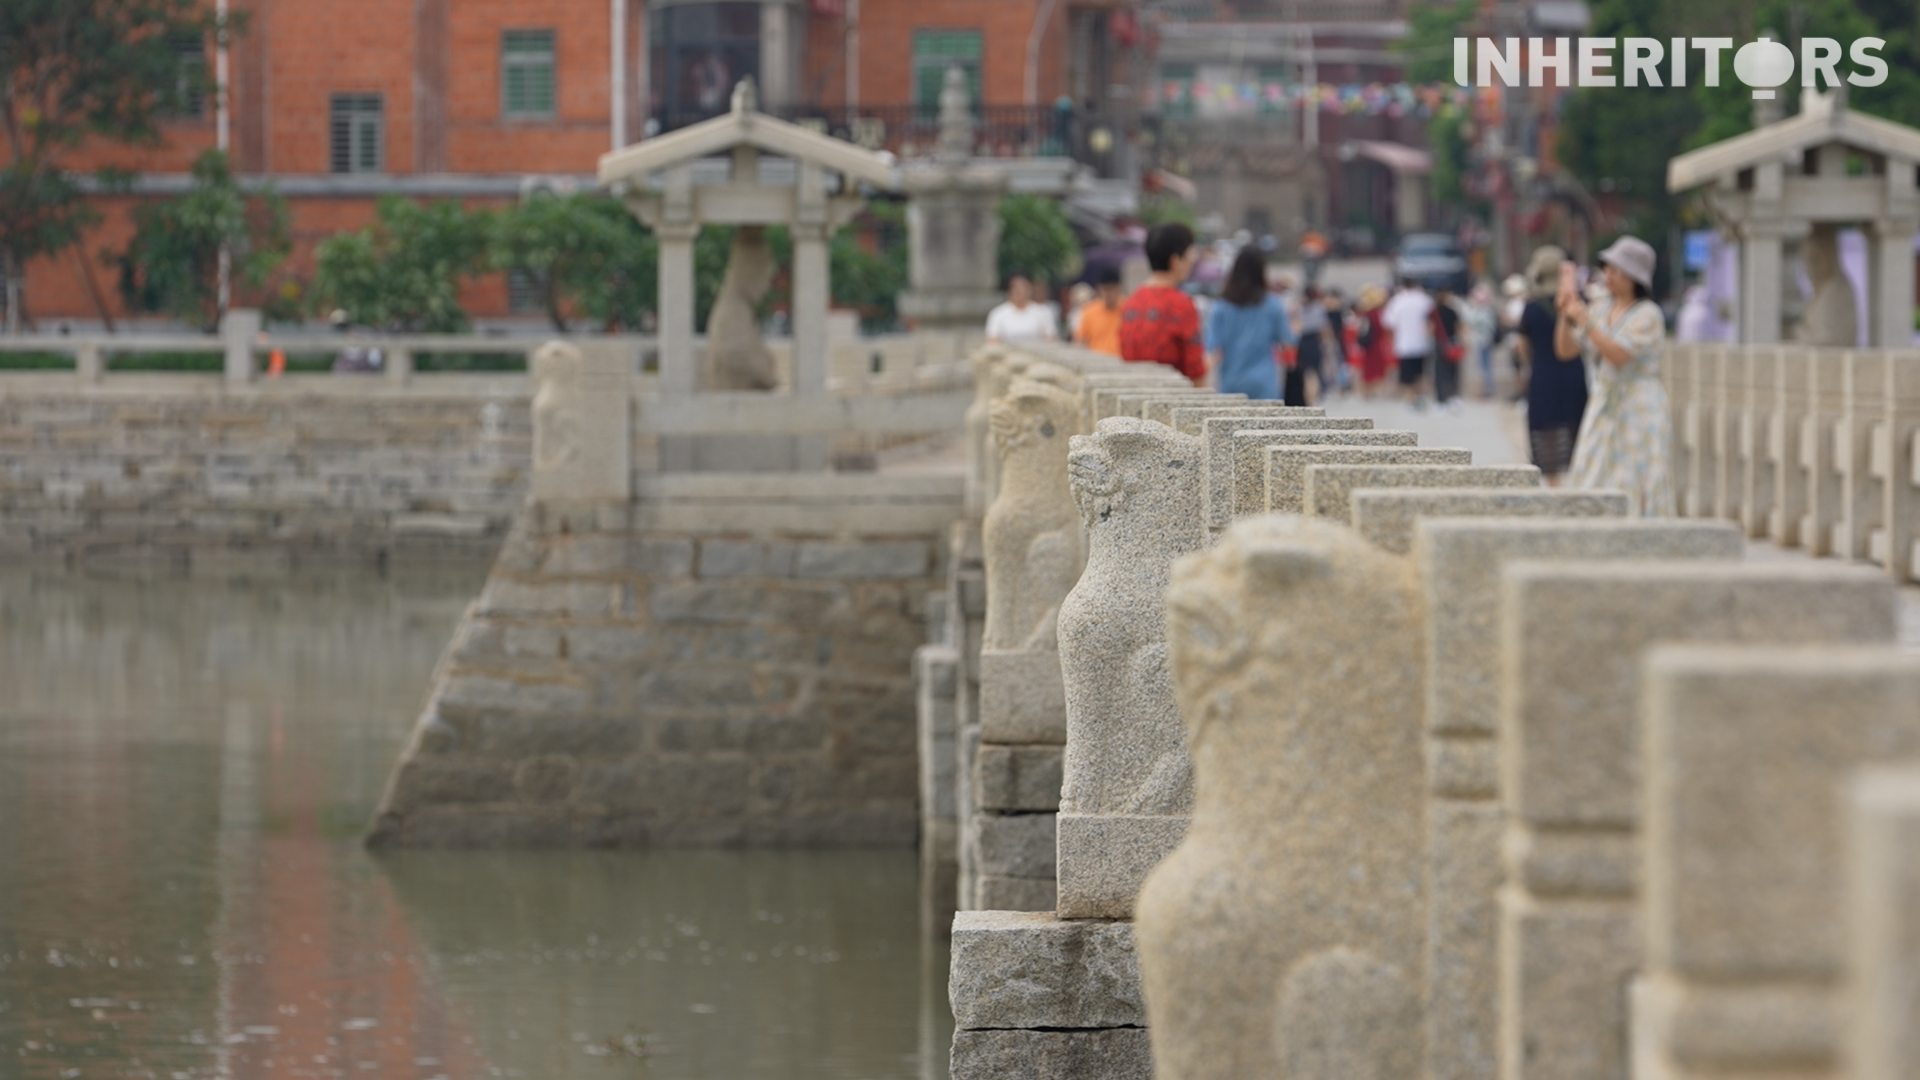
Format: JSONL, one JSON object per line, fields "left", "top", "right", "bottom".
{"left": 1119, "top": 223, "right": 1206, "bottom": 383}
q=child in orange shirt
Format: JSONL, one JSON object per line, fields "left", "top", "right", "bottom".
{"left": 1074, "top": 267, "right": 1126, "bottom": 357}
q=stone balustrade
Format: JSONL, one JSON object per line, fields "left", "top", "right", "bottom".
{"left": 940, "top": 338, "right": 1920, "bottom": 1080}
{"left": 1666, "top": 342, "right": 1920, "bottom": 581}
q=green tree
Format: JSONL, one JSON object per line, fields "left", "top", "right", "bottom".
{"left": 0, "top": 0, "right": 236, "bottom": 326}
{"left": 1557, "top": 0, "right": 1704, "bottom": 290}
{"left": 312, "top": 195, "right": 491, "bottom": 332}
{"left": 1428, "top": 102, "right": 1479, "bottom": 215}
{"left": 1687, "top": 0, "right": 1920, "bottom": 147}
{"left": 997, "top": 194, "right": 1078, "bottom": 287}
{"left": 492, "top": 192, "right": 655, "bottom": 331}
{"left": 1139, "top": 194, "right": 1198, "bottom": 230}
{"left": 829, "top": 199, "right": 908, "bottom": 332}
{"left": 1397, "top": 0, "right": 1476, "bottom": 85}
{"left": 114, "top": 149, "right": 288, "bottom": 331}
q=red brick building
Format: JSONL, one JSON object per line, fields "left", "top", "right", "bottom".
{"left": 19, "top": 0, "right": 1130, "bottom": 326}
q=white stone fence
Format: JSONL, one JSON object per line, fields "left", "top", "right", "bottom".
{"left": 1665, "top": 342, "right": 1920, "bottom": 579}
{"left": 932, "top": 338, "right": 1920, "bottom": 1080}
{"left": 0, "top": 309, "right": 978, "bottom": 392}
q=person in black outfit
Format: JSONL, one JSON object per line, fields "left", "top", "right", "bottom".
{"left": 1515, "top": 246, "right": 1587, "bottom": 482}
{"left": 1431, "top": 286, "right": 1463, "bottom": 407}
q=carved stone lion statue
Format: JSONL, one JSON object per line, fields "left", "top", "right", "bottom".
{"left": 1055, "top": 416, "right": 1207, "bottom": 819}
{"left": 1135, "top": 514, "right": 1427, "bottom": 1080}
{"left": 982, "top": 378, "right": 1085, "bottom": 652}
{"left": 704, "top": 225, "right": 779, "bottom": 390}
{"left": 1796, "top": 222, "right": 1858, "bottom": 347}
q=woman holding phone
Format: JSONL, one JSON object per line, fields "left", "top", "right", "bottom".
{"left": 1553, "top": 235, "right": 1675, "bottom": 516}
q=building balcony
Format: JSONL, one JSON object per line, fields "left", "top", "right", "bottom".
{"left": 652, "top": 103, "right": 1134, "bottom": 175}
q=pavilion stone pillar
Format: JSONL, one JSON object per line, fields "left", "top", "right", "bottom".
{"left": 1877, "top": 157, "right": 1920, "bottom": 349}
{"left": 791, "top": 223, "right": 830, "bottom": 394}
{"left": 791, "top": 161, "right": 833, "bottom": 397}
{"left": 1738, "top": 158, "right": 1785, "bottom": 345}
{"left": 1870, "top": 219, "right": 1917, "bottom": 348}
{"left": 655, "top": 221, "right": 700, "bottom": 396}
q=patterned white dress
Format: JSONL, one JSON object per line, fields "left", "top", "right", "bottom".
{"left": 1566, "top": 295, "right": 1676, "bottom": 517}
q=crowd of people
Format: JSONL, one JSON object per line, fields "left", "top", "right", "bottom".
{"left": 984, "top": 223, "right": 1676, "bottom": 517}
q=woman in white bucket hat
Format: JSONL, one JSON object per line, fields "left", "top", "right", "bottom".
{"left": 1552, "top": 235, "right": 1676, "bottom": 517}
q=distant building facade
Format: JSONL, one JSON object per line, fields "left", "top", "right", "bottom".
{"left": 19, "top": 0, "right": 1144, "bottom": 326}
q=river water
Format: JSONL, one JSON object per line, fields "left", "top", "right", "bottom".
{"left": 0, "top": 565, "right": 951, "bottom": 1080}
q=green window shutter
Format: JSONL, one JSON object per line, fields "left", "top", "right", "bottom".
{"left": 502, "top": 30, "right": 556, "bottom": 118}
{"left": 912, "top": 30, "right": 983, "bottom": 113}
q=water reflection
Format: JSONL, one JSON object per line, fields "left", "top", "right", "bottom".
{"left": 0, "top": 564, "right": 950, "bottom": 1080}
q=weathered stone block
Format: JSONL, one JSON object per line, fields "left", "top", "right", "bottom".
{"left": 1351, "top": 487, "right": 1629, "bottom": 555}
{"left": 574, "top": 758, "right": 751, "bottom": 816}
{"left": 972, "top": 811, "right": 1056, "bottom": 879}
{"left": 1847, "top": 765, "right": 1920, "bottom": 1080}
{"left": 1167, "top": 402, "right": 1322, "bottom": 435}
{"left": 385, "top": 759, "right": 517, "bottom": 810}
{"left": 502, "top": 624, "right": 563, "bottom": 659}
{"left": 1056, "top": 813, "right": 1186, "bottom": 919}
{"left": 631, "top": 536, "right": 695, "bottom": 576}
{"left": 1499, "top": 561, "right": 1896, "bottom": 1080}
{"left": 697, "top": 539, "right": 796, "bottom": 578}
{"left": 975, "top": 874, "right": 1056, "bottom": 912}
{"left": 470, "top": 714, "right": 645, "bottom": 759}
{"left": 978, "top": 649, "right": 1067, "bottom": 745}
{"left": 1413, "top": 517, "right": 1742, "bottom": 1080}
{"left": 654, "top": 716, "right": 754, "bottom": 753}
{"left": 1196, "top": 415, "right": 1378, "bottom": 526}
{"left": 437, "top": 675, "right": 592, "bottom": 721}
{"left": 949, "top": 1029, "right": 1151, "bottom": 1080}
{"left": 647, "top": 581, "right": 764, "bottom": 624}
{"left": 950, "top": 911, "right": 1142, "bottom": 1028}
{"left": 1631, "top": 647, "right": 1920, "bottom": 1080}
{"left": 1266, "top": 445, "right": 1475, "bottom": 516}
{"left": 563, "top": 624, "right": 656, "bottom": 663}
{"left": 1303, "top": 462, "right": 1541, "bottom": 521}
{"left": 478, "top": 578, "right": 617, "bottom": 617}
{"left": 975, "top": 743, "right": 1063, "bottom": 811}
{"left": 793, "top": 540, "right": 930, "bottom": 579}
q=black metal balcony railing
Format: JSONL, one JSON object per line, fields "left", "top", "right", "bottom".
{"left": 653, "top": 104, "right": 1090, "bottom": 162}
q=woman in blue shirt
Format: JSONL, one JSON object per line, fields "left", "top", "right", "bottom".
{"left": 1205, "top": 248, "right": 1293, "bottom": 400}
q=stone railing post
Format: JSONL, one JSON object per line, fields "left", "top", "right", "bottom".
{"left": 221, "top": 308, "right": 261, "bottom": 387}
{"left": 529, "top": 340, "right": 631, "bottom": 505}
{"left": 1847, "top": 764, "right": 1920, "bottom": 1080}
{"left": 385, "top": 343, "right": 414, "bottom": 385}
{"left": 75, "top": 339, "right": 104, "bottom": 383}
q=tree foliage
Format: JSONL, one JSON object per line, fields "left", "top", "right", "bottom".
{"left": 1557, "top": 0, "right": 1920, "bottom": 289}
{"left": 0, "top": 0, "right": 236, "bottom": 321}
{"left": 997, "top": 194, "right": 1079, "bottom": 286}
{"left": 829, "top": 199, "right": 908, "bottom": 331}
{"left": 311, "top": 195, "right": 492, "bottom": 332}
{"left": 491, "top": 192, "right": 655, "bottom": 331}
{"left": 115, "top": 149, "right": 288, "bottom": 331}
{"left": 1397, "top": 0, "right": 1476, "bottom": 85}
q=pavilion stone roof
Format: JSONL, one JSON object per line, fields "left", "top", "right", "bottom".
{"left": 598, "top": 80, "right": 898, "bottom": 191}
{"left": 1668, "top": 90, "right": 1920, "bottom": 193}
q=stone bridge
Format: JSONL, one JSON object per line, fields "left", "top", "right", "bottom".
{"left": 928, "top": 338, "right": 1920, "bottom": 1080}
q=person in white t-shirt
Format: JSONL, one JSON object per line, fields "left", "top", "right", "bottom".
{"left": 1381, "top": 277, "right": 1436, "bottom": 407}
{"left": 985, "top": 274, "right": 1059, "bottom": 343}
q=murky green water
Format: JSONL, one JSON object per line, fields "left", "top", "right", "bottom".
{"left": 0, "top": 565, "right": 950, "bottom": 1080}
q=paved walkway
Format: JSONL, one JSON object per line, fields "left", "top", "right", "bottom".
{"left": 1317, "top": 392, "right": 1531, "bottom": 466}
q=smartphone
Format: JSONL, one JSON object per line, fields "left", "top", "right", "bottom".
{"left": 1557, "top": 263, "right": 1577, "bottom": 304}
